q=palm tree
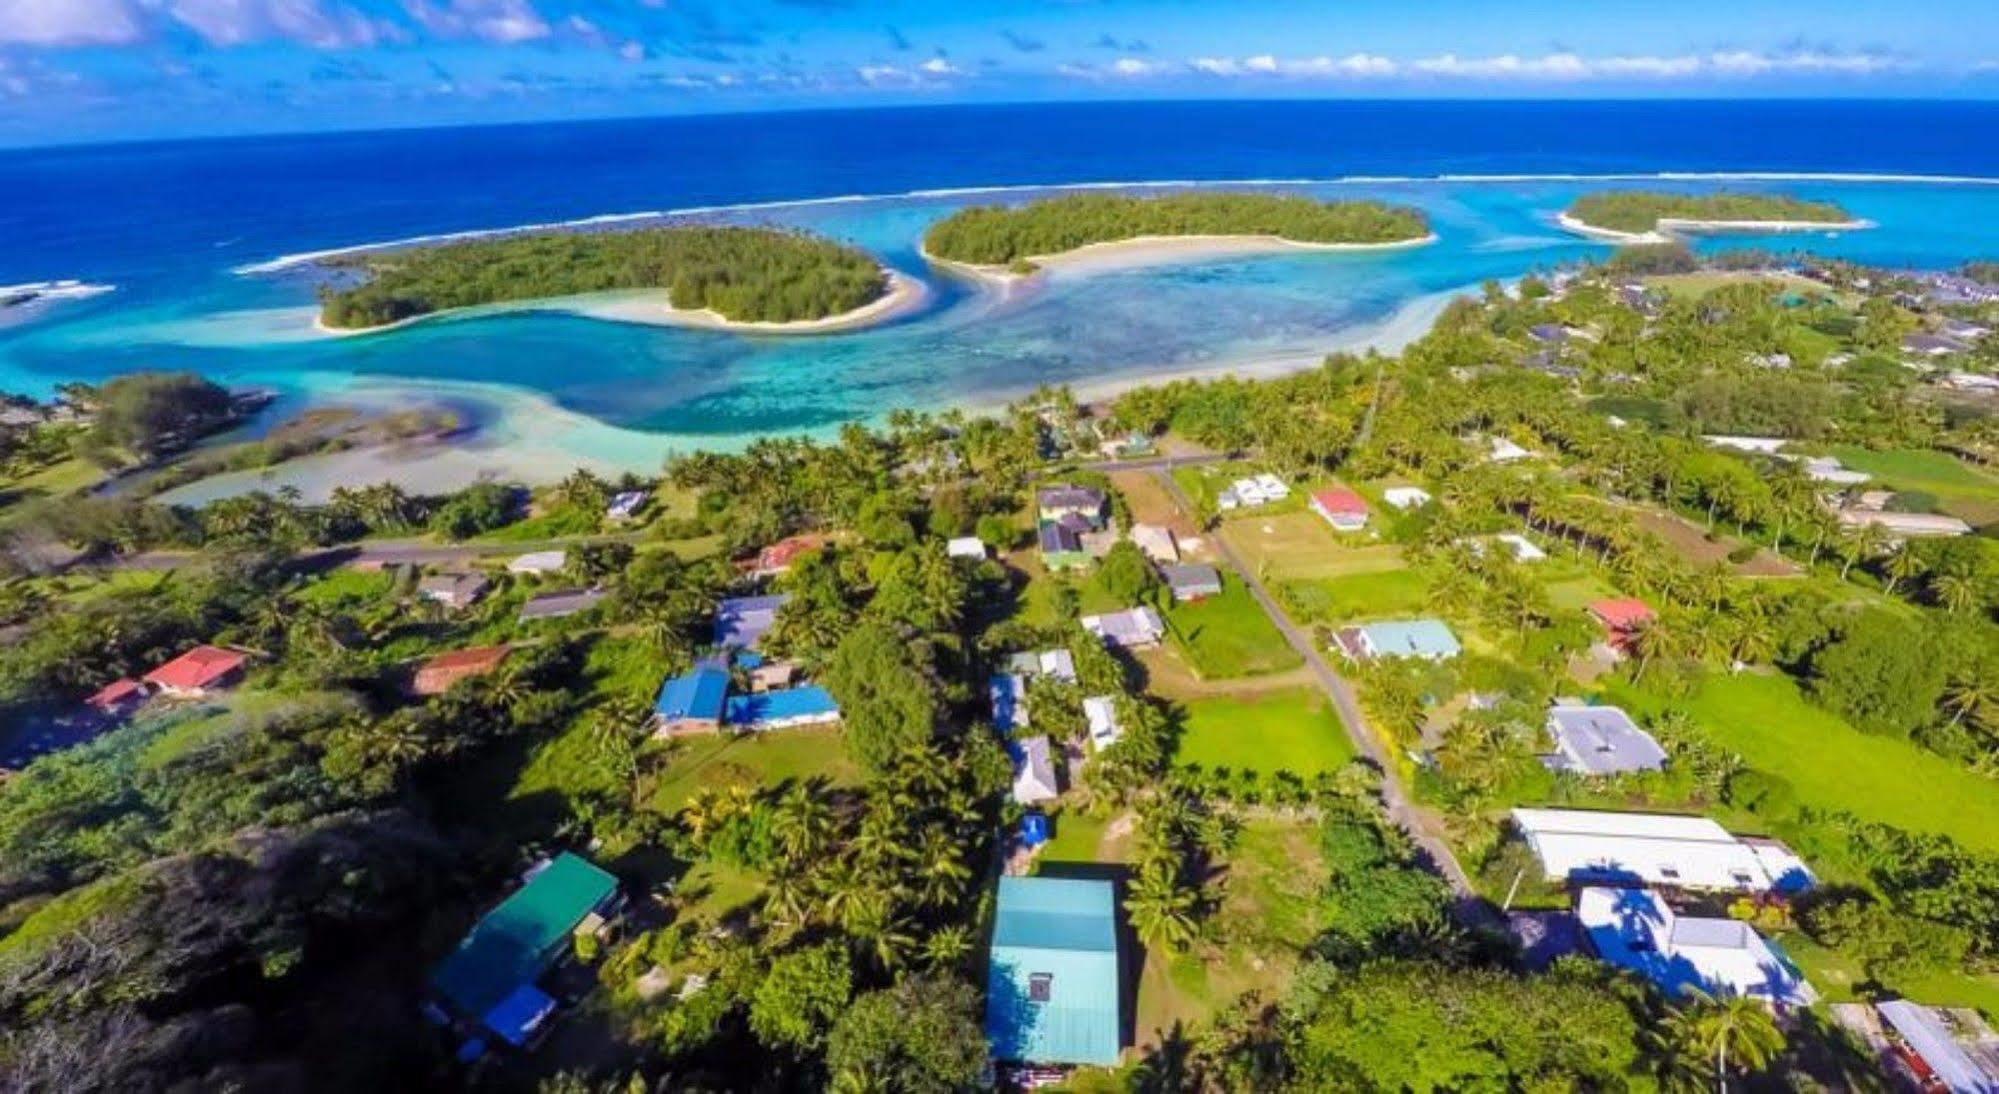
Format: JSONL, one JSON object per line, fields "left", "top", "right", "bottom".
{"left": 1943, "top": 671, "right": 1999, "bottom": 730}
{"left": 1930, "top": 570, "right": 1983, "bottom": 615}
{"left": 1882, "top": 543, "right": 1927, "bottom": 597}
{"left": 920, "top": 923, "right": 973, "bottom": 970}
{"left": 913, "top": 827, "right": 972, "bottom": 907}
{"left": 771, "top": 782, "right": 836, "bottom": 864}
{"left": 1125, "top": 867, "right": 1199, "bottom": 954}
{"left": 842, "top": 890, "right": 915, "bottom": 972}
{"left": 1660, "top": 989, "right": 1786, "bottom": 1092}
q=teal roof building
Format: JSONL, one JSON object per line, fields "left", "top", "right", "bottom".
{"left": 432, "top": 853, "right": 619, "bottom": 1043}
{"left": 985, "top": 876, "right": 1122, "bottom": 1067}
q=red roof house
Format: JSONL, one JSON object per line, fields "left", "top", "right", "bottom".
{"left": 412, "top": 645, "right": 512, "bottom": 696}
{"left": 143, "top": 646, "right": 249, "bottom": 696}
{"left": 85, "top": 678, "right": 149, "bottom": 719}
{"left": 1309, "top": 488, "right": 1371, "bottom": 531}
{"left": 1588, "top": 599, "right": 1655, "bottom": 657}
{"left": 750, "top": 534, "right": 829, "bottom": 577}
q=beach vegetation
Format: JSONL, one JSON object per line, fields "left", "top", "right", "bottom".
{"left": 1567, "top": 190, "right": 1853, "bottom": 234}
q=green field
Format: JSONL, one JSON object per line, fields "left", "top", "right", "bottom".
{"left": 1174, "top": 688, "right": 1355, "bottom": 775}
{"left": 1278, "top": 567, "right": 1432, "bottom": 623}
{"left": 1164, "top": 578, "right": 1302, "bottom": 678}
{"left": 1826, "top": 446, "right": 1999, "bottom": 527}
{"left": 1037, "top": 809, "right": 1117, "bottom": 867}
{"left": 644, "top": 727, "right": 858, "bottom": 813}
{"left": 1610, "top": 673, "right": 1999, "bottom": 853}
{"left": 1221, "top": 515, "right": 1401, "bottom": 583}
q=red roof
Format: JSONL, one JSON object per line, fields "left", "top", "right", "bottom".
{"left": 413, "top": 645, "right": 511, "bottom": 695}
{"left": 1588, "top": 598, "right": 1655, "bottom": 630}
{"left": 1311, "top": 488, "right": 1370, "bottom": 516}
{"left": 85, "top": 678, "right": 145, "bottom": 712}
{"left": 755, "top": 534, "right": 828, "bottom": 572}
{"left": 143, "top": 645, "right": 248, "bottom": 691}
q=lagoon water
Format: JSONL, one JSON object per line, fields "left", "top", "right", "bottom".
{"left": 5, "top": 100, "right": 1999, "bottom": 493}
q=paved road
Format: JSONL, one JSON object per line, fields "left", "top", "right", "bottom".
{"left": 1150, "top": 468, "right": 1491, "bottom": 917}
{"left": 108, "top": 531, "right": 651, "bottom": 572}
{"left": 1077, "top": 451, "right": 1231, "bottom": 474}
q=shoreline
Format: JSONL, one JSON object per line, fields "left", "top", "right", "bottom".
{"left": 922, "top": 231, "right": 1436, "bottom": 286}
{"left": 1556, "top": 211, "right": 1873, "bottom": 245}
{"left": 310, "top": 267, "right": 927, "bottom": 339}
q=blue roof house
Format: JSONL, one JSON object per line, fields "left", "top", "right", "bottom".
{"left": 1331, "top": 619, "right": 1462, "bottom": 663}
{"left": 653, "top": 662, "right": 730, "bottom": 736}
{"left": 986, "top": 876, "right": 1122, "bottom": 1067}
{"left": 714, "top": 594, "right": 788, "bottom": 649}
{"left": 725, "top": 685, "right": 841, "bottom": 731}
{"left": 431, "top": 853, "right": 620, "bottom": 1047}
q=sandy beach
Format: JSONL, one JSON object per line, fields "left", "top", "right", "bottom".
{"left": 1557, "top": 211, "right": 1873, "bottom": 245}
{"left": 925, "top": 231, "right": 1436, "bottom": 286}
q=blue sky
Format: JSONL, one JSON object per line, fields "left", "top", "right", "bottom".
{"left": 1, "top": 0, "right": 1995, "bottom": 146}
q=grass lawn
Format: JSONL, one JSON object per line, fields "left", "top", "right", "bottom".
{"left": 295, "top": 568, "right": 396, "bottom": 608}
{"left": 1107, "top": 470, "right": 1197, "bottom": 537}
{"left": 1826, "top": 445, "right": 1999, "bottom": 527}
{"left": 583, "top": 633, "right": 667, "bottom": 704}
{"left": 1220, "top": 515, "right": 1397, "bottom": 582}
{"left": 0, "top": 456, "right": 103, "bottom": 522}
{"left": 1038, "top": 809, "right": 1118, "bottom": 867}
{"left": 1011, "top": 554, "right": 1126, "bottom": 630}
{"left": 1278, "top": 567, "right": 1431, "bottom": 624}
{"left": 472, "top": 505, "right": 602, "bottom": 543}
{"left": 1778, "top": 933, "right": 1999, "bottom": 1016}
{"left": 1609, "top": 672, "right": 1999, "bottom": 853}
{"left": 644, "top": 727, "right": 858, "bottom": 814}
{"left": 1616, "top": 503, "right": 1799, "bottom": 577}
{"left": 1164, "top": 579, "right": 1301, "bottom": 679}
{"left": 1169, "top": 461, "right": 1293, "bottom": 518}
{"left": 1173, "top": 688, "right": 1355, "bottom": 775}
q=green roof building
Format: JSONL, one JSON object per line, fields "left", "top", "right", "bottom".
{"left": 432, "top": 852, "right": 619, "bottom": 1044}
{"left": 985, "top": 876, "right": 1122, "bottom": 1067}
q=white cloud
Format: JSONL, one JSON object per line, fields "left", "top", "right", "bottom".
{"left": 856, "top": 58, "right": 965, "bottom": 86}
{"left": 403, "top": 0, "right": 548, "bottom": 44}
{"left": 0, "top": 0, "right": 147, "bottom": 45}
{"left": 168, "top": 0, "right": 391, "bottom": 49}
{"left": 1110, "top": 56, "right": 1159, "bottom": 77}
{"left": 919, "top": 56, "right": 959, "bottom": 76}
{"left": 618, "top": 40, "right": 645, "bottom": 62}
{"left": 1166, "top": 49, "right": 1904, "bottom": 83}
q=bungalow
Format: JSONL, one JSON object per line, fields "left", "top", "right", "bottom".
{"left": 1835, "top": 510, "right": 1973, "bottom": 538}
{"left": 1509, "top": 808, "right": 1813, "bottom": 893}
{"left": 752, "top": 534, "right": 828, "bottom": 578}
{"left": 1587, "top": 598, "right": 1655, "bottom": 659}
{"left": 1485, "top": 436, "right": 1532, "bottom": 463}
{"left": 519, "top": 588, "right": 606, "bottom": 622}
{"left": 1904, "top": 333, "right": 1971, "bottom": 359}
{"left": 1080, "top": 606, "right": 1166, "bottom": 650}
{"left": 1008, "top": 735, "right": 1061, "bottom": 805}
{"left": 1467, "top": 533, "right": 1546, "bottom": 562}
{"left": 1577, "top": 887, "right": 1814, "bottom": 1008}
{"left": 985, "top": 876, "right": 1122, "bottom": 1069}
{"left": 1865, "top": 1001, "right": 1999, "bottom": 1093}
{"left": 605, "top": 490, "right": 647, "bottom": 522}
{"left": 1798, "top": 456, "right": 1871, "bottom": 486}
{"left": 1008, "top": 649, "right": 1079, "bottom": 683}
{"left": 725, "top": 686, "right": 841, "bottom": 731}
{"left": 1128, "top": 523, "right": 1179, "bottom": 564}
{"left": 1940, "top": 371, "right": 1999, "bottom": 393}
{"left": 946, "top": 536, "right": 988, "bottom": 560}
{"left": 1309, "top": 487, "right": 1370, "bottom": 532}
{"left": 1381, "top": 486, "right": 1432, "bottom": 511}
{"left": 84, "top": 678, "right": 149, "bottom": 720}
{"left": 990, "top": 674, "right": 1030, "bottom": 733}
{"left": 143, "top": 645, "right": 249, "bottom": 698}
{"left": 413, "top": 646, "right": 511, "bottom": 697}
{"left": 418, "top": 572, "right": 493, "bottom": 611}
{"left": 1036, "top": 485, "right": 1106, "bottom": 525}
{"left": 1544, "top": 703, "right": 1668, "bottom": 776}
{"left": 652, "top": 661, "right": 731, "bottom": 736}
{"left": 1161, "top": 562, "right": 1223, "bottom": 603}
{"left": 1331, "top": 619, "right": 1461, "bottom": 663}
{"left": 1083, "top": 696, "right": 1121, "bottom": 751}
{"left": 430, "top": 853, "right": 622, "bottom": 1051}
{"left": 1038, "top": 516, "right": 1094, "bottom": 571}
{"left": 715, "top": 594, "right": 788, "bottom": 648}
{"left": 1703, "top": 435, "right": 1788, "bottom": 455}
{"left": 508, "top": 550, "right": 567, "bottom": 577}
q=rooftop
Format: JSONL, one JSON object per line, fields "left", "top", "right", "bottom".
{"left": 986, "top": 876, "right": 1121, "bottom": 1067}
{"left": 432, "top": 853, "right": 618, "bottom": 1024}
{"left": 655, "top": 664, "right": 731, "bottom": 723}
{"left": 143, "top": 645, "right": 247, "bottom": 691}
{"left": 725, "top": 685, "right": 840, "bottom": 726}
{"left": 1588, "top": 598, "right": 1655, "bottom": 630}
{"left": 1310, "top": 487, "right": 1369, "bottom": 515}
{"left": 1353, "top": 619, "right": 1461, "bottom": 659}
{"left": 715, "top": 594, "right": 788, "bottom": 648}
{"left": 1546, "top": 704, "right": 1668, "bottom": 776}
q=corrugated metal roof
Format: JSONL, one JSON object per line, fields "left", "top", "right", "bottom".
{"left": 432, "top": 853, "right": 616, "bottom": 1022}
{"left": 725, "top": 685, "right": 840, "bottom": 725}
{"left": 986, "top": 877, "right": 1121, "bottom": 1066}
{"left": 654, "top": 666, "right": 730, "bottom": 722}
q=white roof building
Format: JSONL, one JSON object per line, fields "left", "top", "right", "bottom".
{"left": 1128, "top": 523, "right": 1180, "bottom": 563}
{"left": 1876, "top": 1001, "right": 1999, "bottom": 1093}
{"left": 1465, "top": 533, "right": 1547, "bottom": 562}
{"left": 1836, "top": 510, "right": 1973, "bottom": 538}
{"left": 1510, "top": 808, "right": 1812, "bottom": 892}
{"left": 1381, "top": 486, "right": 1433, "bottom": 510}
{"left": 947, "top": 536, "right": 989, "bottom": 560}
{"left": 1080, "top": 607, "right": 1166, "bottom": 649}
{"left": 507, "top": 550, "right": 567, "bottom": 576}
{"left": 1083, "top": 696, "right": 1121, "bottom": 752}
{"left": 1704, "top": 435, "right": 1788, "bottom": 455}
{"left": 1577, "top": 887, "right": 1815, "bottom": 1007}
{"left": 1485, "top": 436, "right": 1533, "bottom": 463}
{"left": 1544, "top": 704, "right": 1667, "bottom": 776}
{"left": 1009, "top": 735, "right": 1060, "bottom": 805}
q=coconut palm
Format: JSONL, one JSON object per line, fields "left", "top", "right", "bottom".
{"left": 1930, "top": 570, "right": 1984, "bottom": 615}
{"left": 771, "top": 782, "right": 836, "bottom": 864}
{"left": 1125, "top": 866, "right": 1200, "bottom": 954}
{"left": 1882, "top": 543, "right": 1927, "bottom": 597}
{"left": 913, "top": 827, "right": 972, "bottom": 907}
{"left": 1943, "top": 671, "right": 1999, "bottom": 730}
{"left": 1659, "top": 989, "right": 1786, "bottom": 1092}
{"left": 921, "top": 923, "right": 974, "bottom": 971}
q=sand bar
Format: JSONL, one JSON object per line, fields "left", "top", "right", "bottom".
{"left": 923, "top": 231, "right": 1436, "bottom": 287}
{"left": 1557, "top": 212, "right": 1873, "bottom": 246}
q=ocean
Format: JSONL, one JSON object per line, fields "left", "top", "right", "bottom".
{"left": 3, "top": 99, "right": 1998, "bottom": 495}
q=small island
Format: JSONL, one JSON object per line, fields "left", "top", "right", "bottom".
{"left": 1559, "top": 192, "right": 1868, "bottom": 245}
{"left": 920, "top": 192, "right": 1433, "bottom": 279}
{"left": 315, "top": 226, "right": 904, "bottom": 334}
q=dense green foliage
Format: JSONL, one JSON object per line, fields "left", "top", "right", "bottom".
{"left": 84, "top": 371, "right": 238, "bottom": 462}
{"left": 922, "top": 192, "right": 1428, "bottom": 265}
{"left": 318, "top": 226, "right": 887, "bottom": 329}
{"left": 1567, "top": 191, "right": 1853, "bottom": 234}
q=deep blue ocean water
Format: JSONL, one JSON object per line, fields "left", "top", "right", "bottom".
{"left": 4, "top": 100, "right": 1998, "bottom": 492}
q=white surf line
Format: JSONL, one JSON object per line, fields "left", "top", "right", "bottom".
{"left": 233, "top": 169, "right": 1999, "bottom": 276}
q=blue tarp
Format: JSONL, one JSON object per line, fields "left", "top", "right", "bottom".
{"left": 481, "top": 983, "right": 557, "bottom": 1046}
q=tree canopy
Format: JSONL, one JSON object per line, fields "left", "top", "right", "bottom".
{"left": 1567, "top": 191, "right": 1853, "bottom": 234}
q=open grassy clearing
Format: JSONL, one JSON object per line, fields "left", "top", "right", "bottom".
{"left": 1778, "top": 933, "right": 1999, "bottom": 1016}
{"left": 1163, "top": 577, "right": 1301, "bottom": 679}
{"left": 1133, "top": 646, "right": 1312, "bottom": 701}
{"left": 643, "top": 727, "right": 858, "bottom": 814}
{"left": 1278, "top": 567, "right": 1432, "bottom": 624}
{"left": 1173, "top": 688, "right": 1355, "bottom": 775}
{"left": 1615, "top": 502, "right": 1799, "bottom": 577}
{"left": 1220, "top": 514, "right": 1396, "bottom": 581}
{"left": 1037, "top": 809, "right": 1120, "bottom": 868}
{"left": 1608, "top": 672, "right": 1999, "bottom": 853}
{"left": 1107, "top": 469, "right": 1198, "bottom": 538}
{"left": 1008, "top": 553, "right": 1131, "bottom": 630}
{"left": 1825, "top": 445, "right": 1999, "bottom": 527}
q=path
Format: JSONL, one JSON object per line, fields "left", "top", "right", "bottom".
{"left": 107, "top": 531, "right": 650, "bottom": 573}
{"left": 1149, "top": 468, "right": 1490, "bottom": 918}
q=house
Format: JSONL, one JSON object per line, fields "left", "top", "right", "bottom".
{"left": 418, "top": 572, "right": 493, "bottom": 611}
{"left": 752, "top": 534, "right": 828, "bottom": 577}
{"left": 1468, "top": 533, "right": 1546, "bottom": 562}
{"left": 1940, "top": 371, "right": 1999, "bottom": 393}
{"left": 1587, "top": 598, "right": 1654, "bottom": 658}
{"left": 1798, "top": 456, "right": 1871, "bottom": 486}
{"left": 1834, "top": 509, "right": 1973, "bottom": 538}
{"left": 715, "top": 594, "right": 788, "bottom": 648}
{"left": 1008, "top": 649, "right": 1079, "bottom": 682}
{"left": 1381, "top": 486, "right": 1432, "bottom": 511}
{"left": 519, "top": 588, "right": 606, "bottom": 622}
{"left": 413, "top": 646, "right": 511, "bottom": 697}
{"left": 1038, "top": 517, "right": 1094, "bottom": 570}
{"left": 1161, "top": 562, "right": 1222, "bottom": 602}
{"left": 1251, "top": 473, "right": 1290, "bottom": 499}
{"left": 605, "top": 490, "right": 647, "bottom": 522}
{"left": 1036, "top": 485, "right": 1106, "bottom": 525}
{"left": 724, "top": 686, "right": 841, "bottom": 731}
{"left": 1904, "top": 333, "right": 1971, "bottom": 359}
{"left": 946, "top": 536, "right": 988, "bottom": 560}
{"left": 431, "top": 853, "right": 622, "bottom": 1050}
{"left": 985, "top": 876, "right": 1122, "bottom": 1068}
{"left": 1128, "top": 523, "right": 1179, "bottom": 564}
{"left": 1080, "top": 606, "right": 1166, "bottom": 650}
{"left": 652, "top": 662, "right": 731, "bottom": 736}
{"left": 143, "top": 645, "right": 249, "bottom": 698}
{"left": 1576, "top": 887, "right": 1814, "bottom": 1007}
{"left": 991, "top": 674, "right": 1030, "bottom": 732}
{"left": 1309, "top": 487, "right": 1370, "bottom": 532}
{"left": 1008, "top": 736, "right": 1060, "bottom": 805}
{"left": 1544, "top": 703, "right": 1668, "bottom": 776}
{"left": 1528, "top": 323, "right": 1569, "bottom": 344}
{"left": 1485, "top": 436, "right": 1532, "bottom": 463}
{"left": 1509, "top": 808, "right": 1813, "bottom": 892}
{"left": 84, "top": 678, "right": 148, "bottom": 720}
{"left": 1862, "top": 1001, "right": 1999, "bottom": 1093}
{"left": 1940, "top": 318, "right": 1991, "bottom": 342}
{"left": 1331, "top": 620, "right": 1461, "bottom": 663}
{"left": 1704, "top": 435, "right": 1788, "bottom": 455}
{"left": 1083, "top": 696, "right": 1121, "bottom": 751}
{"left": 508, "top": 550, "right": 567, "bottom": 576}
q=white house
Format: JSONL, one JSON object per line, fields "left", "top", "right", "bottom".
{"left": 1835, "top": 509, "right": 1973, "bottom": 538}
{"left": 1577, "top": 887, "right": 1815, "bottom": 1007}
{"left": 1128, "top": 523, "right": 1180, "bottom": 563}
{"left": 1940, "top": 371, "right": 1999, "bottom": 393}
{"left": 947, "top": 536, "right": 989, "bottom": 560}
{"left": 606, "top": 491, "right": 647, "bottom": 522}
{"left": 1381, "top": 486, "right": 1433, "bottom": 511}
{"left": 1009, "top": 735, "right": 1060, "bottom": 805}
{"left": 507, "top": 550, "right": 567, "bottom": 576}
{"left": 1703, "top": 435, "right": 1788, "bottom": 455}
{"left": 1465, "top": 533, "right": 1546, "bottom": 563}
{"left": 1510, "top": 808, "right": 1812, "bottom": 892}
{"left": 1544, "top": 704, "right": 1667, "bottom": 776}
{"left": 1083, "top": 696, "right": 1121, "bottom": 752}
{"left": 1485, "top": 436, "right": 1533, "bottom": 463}
{"left": 1080, "top": 607, "right": 1166, "bottom": 650}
